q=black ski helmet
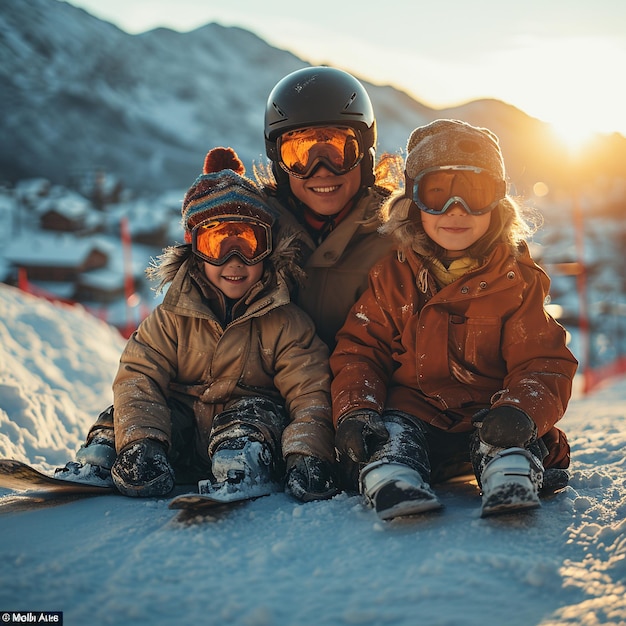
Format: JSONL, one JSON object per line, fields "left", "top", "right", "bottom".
{"left": 264, "top": 66, "right": 377, "bottom": 187}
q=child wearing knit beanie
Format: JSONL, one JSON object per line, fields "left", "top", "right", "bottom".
{"left": 57, "top": 148, "right": 338, "bottom": 504}
{"left": 331, "top": 119, "right": 578, "bottom": 519}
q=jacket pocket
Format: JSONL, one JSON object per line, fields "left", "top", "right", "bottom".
{"left": 449, "top": 315, "right": 506, "bottom": 378}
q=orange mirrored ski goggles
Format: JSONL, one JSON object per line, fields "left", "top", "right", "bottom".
{"left": 191, "top": 216, "right": 272, "bottom": 266}
{"left": 277, "top": 125, "right": 364, "bottom": 178}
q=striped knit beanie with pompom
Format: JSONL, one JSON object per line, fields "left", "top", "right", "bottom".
{"left": 181, "top": 147, "right": 276, "bottom": 242}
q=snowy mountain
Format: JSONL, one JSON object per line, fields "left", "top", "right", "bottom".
{"left": 2, "top": 0, "right": 626, "bottom": 196}
{"left": 1, "top": 282, "right": 625, "bottom": 626}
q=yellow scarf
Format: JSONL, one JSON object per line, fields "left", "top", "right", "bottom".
{"left": 429, "top": 256, "right": 480, "bottom": 287}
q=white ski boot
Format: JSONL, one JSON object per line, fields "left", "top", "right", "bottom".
{"left": 54, "top": 433, "right": 116, "bottom": 487}
{"left": 480, "top": 447, "right": 543, "bottom": 517}
{"left": 360, "top": 460, "right": 442, "bottom": 520}
{"left": 199, "top": 439, "right": 279, "bottom": 499}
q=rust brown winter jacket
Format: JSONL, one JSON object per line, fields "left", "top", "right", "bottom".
{"left": 113, "top": 255, "right": 334, "bottom": 464}
{"left": 331, "top": 242, "right": 578, "bottom": 467}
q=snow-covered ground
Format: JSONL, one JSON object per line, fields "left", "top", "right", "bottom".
{"left": 1, "top": 283, "right": 625, "bottom": 626}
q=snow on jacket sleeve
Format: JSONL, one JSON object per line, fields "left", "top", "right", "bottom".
{"left": 262, "top": 303, "right": 335, "bottom": 463}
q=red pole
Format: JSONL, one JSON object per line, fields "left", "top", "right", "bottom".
{"left": 120, "top": 217, "right": 135, "bottom": 335}
{"left": 17, "top": 267, "right": 29, "bottom": 292}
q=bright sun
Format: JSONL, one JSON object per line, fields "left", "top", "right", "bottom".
{"left": 485, "top": 37, "right": 625, "bottom": 154}
{"left": 549, "top": 120, "right": 597, "bottom": 155}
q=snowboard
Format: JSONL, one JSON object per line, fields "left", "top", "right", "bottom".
{"left": 169, "top": 482, "right": 277, "bottom": 512}
{"left": 0, "top": 459, "right": 115, "bottom": 495}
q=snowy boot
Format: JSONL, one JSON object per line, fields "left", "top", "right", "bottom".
{"left": 199, "top": 437, "right": 279, "bottom": 499}
{"left": 111, "top": 438, "right": 175, "bottom": 497}
{"left": 54, "top": 429, "right": 116, "bottom": 487}
{"left": 360, "top": 460, "right": 442, "bottom": 520}
{"left": 479, "top": 447, "right": 543, "bottom": 517}
{"left": 541, "top": 467, "right": 570, "bottom": 494}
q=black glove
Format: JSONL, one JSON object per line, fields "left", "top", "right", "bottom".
{"left": 285, "top": 455, "right": 339, "bottom": 502}
{"left": 474, "top": 406, "right": 537, "bottom": 448}
{"left": 111, "top": 438, "right": 175, "bottom": 498}
{"left": 335, "top": 410, "right": 389, "bottom": 463}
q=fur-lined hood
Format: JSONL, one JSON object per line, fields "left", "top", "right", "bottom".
{"left": 146, "top": 230, "right": 307, "bottom": 295}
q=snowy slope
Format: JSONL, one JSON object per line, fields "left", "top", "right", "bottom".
{"left": 0, "top": 283, "right": 625, "bottom": 626}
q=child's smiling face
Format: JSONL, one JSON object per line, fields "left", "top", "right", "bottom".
{"left": 418, "top": 171, "right": 493, "bottom": 257}
{"left": 203, "top": 257, "right": 263, "bottom": 300}
{"left": 421, "top": 208, "right": 491, "bottom": 258}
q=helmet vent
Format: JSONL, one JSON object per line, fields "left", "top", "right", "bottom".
{"left": 343, "top": 92, "right": 358, "bottom": 111}
{"left": 272, "top": 102, "right": 287, "bottom": 121}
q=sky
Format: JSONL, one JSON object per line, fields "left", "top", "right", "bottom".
{"left": 63, "top": 0, "right": 626, "bottom": 148}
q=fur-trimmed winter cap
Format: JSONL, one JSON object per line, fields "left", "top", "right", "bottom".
{"left": 405, "top": 119, "right": 505, "bottom": 183}
{"left": 181, "top": 147, "right": 276, "bottom": 242}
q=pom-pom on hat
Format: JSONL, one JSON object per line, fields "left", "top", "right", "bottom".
{"left": 404, "top": 119, "right": 506, "bottom": 184}
{"left": 181, "top": 147, "right": 276, "bottom": 243}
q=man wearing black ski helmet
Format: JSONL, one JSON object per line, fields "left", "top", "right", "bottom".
{"left": 264, "top": 66, "right": 377, "bottom": 188}
{"left": 258, "top": 66, "right": 401, "bottom": 351}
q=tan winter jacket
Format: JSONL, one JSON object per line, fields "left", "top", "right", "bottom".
{"left": 113, "top": 256, "right": 334, "bottom": 464}
{"left": 268, "top": 187, "right": 394, "bottom": 349}
{"left": 331, "top": 242, "right": 578, "bottom": 466}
